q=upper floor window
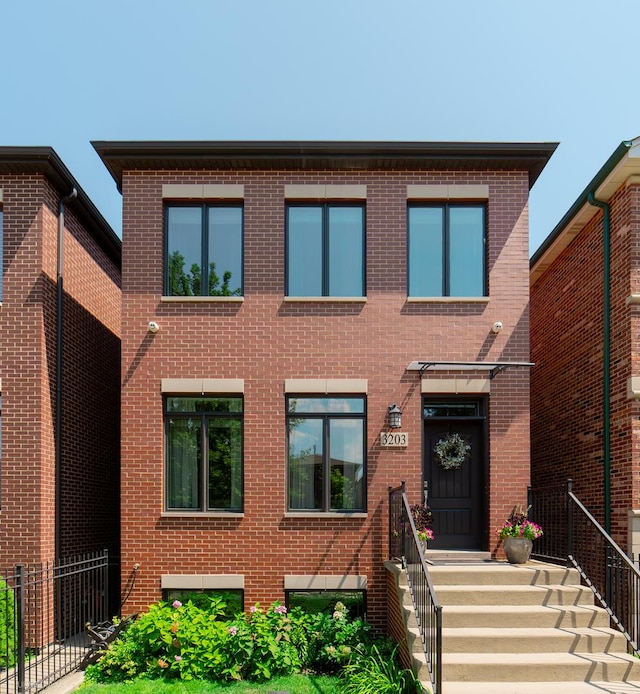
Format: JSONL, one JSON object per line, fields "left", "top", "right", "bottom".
{"left": 286, "top": 204, "right": 365, "bottom": 297}
{"left": 408, "top": 204, "right": 486, "bottom": 297}
{"left": 286, "top": 396, "right": 366, "bottom": 512}
{"left": 165, "top": 205, "right": 243, "bottom": 297}
{"left": 165, "top": 396, "right": 243, "bottom": 511}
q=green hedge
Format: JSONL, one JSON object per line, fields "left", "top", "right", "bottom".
{"left": 0, "top": 576, "right": 16, "bottom": 668}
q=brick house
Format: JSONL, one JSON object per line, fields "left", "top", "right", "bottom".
{"left": 94, "top": 139, "right": 556, "bottom": 627}
{"left": 0, "top": 147, "right": 121, "bottom": 569}
{"left": 530, "top": 136, "right": 640, "bottom": 555}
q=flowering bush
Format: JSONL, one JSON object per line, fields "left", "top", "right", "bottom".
{"left": 497, "top": 505, "right": 543, "bottom": 540}
{"left": 84, "top": 597, "right": 377, "bottom": 683}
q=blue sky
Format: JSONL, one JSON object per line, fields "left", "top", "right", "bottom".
{"left": 2, "top": 0, "right": 639, "bottom": 254}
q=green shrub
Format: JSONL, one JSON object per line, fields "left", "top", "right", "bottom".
{"left": 304, "top": 601, "right": 372, "bottom": 673}
{"left": 85, "top": 600, "right": 304, "bottom": 684}
{"left": 341, "top": 644, "right": 423, "bottom": 694}
{"left": 0, "top": 577, "right": 15, "bottom": 668}
{"left": 84, "top": 596, "right": 412, "bottom": 689}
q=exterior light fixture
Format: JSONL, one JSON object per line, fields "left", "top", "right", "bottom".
{"left": 388, "top": 404, "right": 402, "bottom": 429}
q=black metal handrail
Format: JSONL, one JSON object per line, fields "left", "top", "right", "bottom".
{"left": 389, "top": 482, "right": 442, "bottom": 694}
{"left": 530, "top": 479, "right": 640, "bottom": 654}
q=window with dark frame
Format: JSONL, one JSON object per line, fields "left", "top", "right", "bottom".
{"left": 285, "top": 590, "right": 366, "bottom": 619}
{"left": 286, "top": 204, "right": 365, "bottom": 297}
{"left": 165, "top": 204, "right": 243, "bottom": 297}
{"left": 286, "top": 396, "right": 366, "bottom": 512}
{"left": 162, "top": 589, "right": 244, "bottom": 618}
{"left": 408, "top": 203, "right": 486, "bottom": 297}
{"left": 165, "top": 396, "right": 243, "bottom": 512}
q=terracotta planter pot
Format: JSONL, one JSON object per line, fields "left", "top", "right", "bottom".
{"left": 503, "top": 536, "right": 533, "bottom": 564}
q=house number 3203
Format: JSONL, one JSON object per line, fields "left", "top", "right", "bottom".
{"left": 380, "top": 432, "right": 408, "bottom": 447}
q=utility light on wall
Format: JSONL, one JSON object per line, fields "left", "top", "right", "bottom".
{"left": 387, "top": 404, "right": 402, "bottom": 429}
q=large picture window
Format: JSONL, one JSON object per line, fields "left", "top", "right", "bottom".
{"left": 165, "top": 397, "right": 243, "bottom": 511}
{"left": 287, "top": 396, "right": 365, "bottom": 512}
{"left": 408, "top": 204, "right": 486, "bottom": 297}
{"left": 286, "top": 204, "right": 365, "bottom": 297}
{"left": 165, "top": 205, "right": 243, "bottom": 296}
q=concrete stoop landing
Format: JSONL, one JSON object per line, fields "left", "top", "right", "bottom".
{"left": 387, "top": 555, "right": 640, "bottom": 694}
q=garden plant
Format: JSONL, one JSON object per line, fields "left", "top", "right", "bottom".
{"left": 84, "top": 594, "right": 421, "bottom": 692}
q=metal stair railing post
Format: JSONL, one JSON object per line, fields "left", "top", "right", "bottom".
{"left": 389, "top": 482, "right": 442, "bottom": 694}
{"left": 567, "top": 478, "right": 574, "bottom": 570}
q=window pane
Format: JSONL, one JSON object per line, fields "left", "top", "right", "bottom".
{"left": 449, "top": 207, "right": 484, "bottom": 296}
{"left": 167, "top": 207, "right": 203, "bottom": 296}
{"left": 167, "top": 417, "right": 201, "bottom": 509}
{"left": 286, "top": 591, "right": 365, "bottom": 618}
{"left": 288, "top": 418, "right": 323, "bottom": 510}
{"left": 288, "top": 397, "right": 365, "bottom": 414}
{"left": 409, "top": 207, "right": 444, "bottom": 296}
{"left": 424, "top": 402, "right": 480, "bottom": 417}
{"left": 166, "top": 397, "right": 242, "bottom": 414}
{"left": 288, "top": 207, "right": 322, "bottom": 296}
{"left": 208, "top": 418, "right": 242, "bottom": 510}
{"left": 329, "top": 419, "right": 364, "bottom": 510}
{"left": 208, "top": 207, "right": 242, "bottom": 296}
{"left": 328, "top": 207, "right": 364, "bottom": 296}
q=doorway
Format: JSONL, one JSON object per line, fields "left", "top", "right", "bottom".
{"left": 423, "top": 400, "right": 486, "bottom": 550}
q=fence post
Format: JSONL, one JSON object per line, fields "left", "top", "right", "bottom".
{"left": 104, "top": 549, "right": 110, "bottom": 621}
{"left": 15, "top": 565, "right": 25, "bottom": 694}
{"left": 567, "top": 479, "right": 574, "bottom": 569}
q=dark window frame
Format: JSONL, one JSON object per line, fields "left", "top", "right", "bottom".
{"left": 164, "top": 203, "right": 244, "bottom": 297}
{"left": 285, "top": 589, "right": 366, "bottom": 619}
{"left": 285, "top": 202, "right": 366, "bottom": 297}
{"left": 164, "top": 395, "right": 244, "bottom": 512}
{"left": 407, "top": 202, "right": 487, "bottom": 297}
{"left": 286, "top": 395, "right": 367, "bottom": 512}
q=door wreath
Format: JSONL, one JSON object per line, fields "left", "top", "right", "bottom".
{"left": 434, "top": 433, "right": 470, "bottom": 471}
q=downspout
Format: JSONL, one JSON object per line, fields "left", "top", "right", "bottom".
{"left": 587, "top": 192, "right": 611, "bottom": 535}
{"left": 55, "top": 188, "right": 77, "bottom": 559}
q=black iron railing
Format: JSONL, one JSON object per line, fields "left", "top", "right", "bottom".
{"left": 0, "top": 550, "right": 111, "bottom": 693}
{"left": 529, "top": 480, "right": 640, "bottom": 655}
{"left": 389, "top": 483, "right": 442, "bottom": 694}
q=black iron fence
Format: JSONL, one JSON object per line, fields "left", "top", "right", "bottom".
{"left": 529, "top": 480, "right": 640, "bottom": 655}
{"left": 0, "top": 550, "right": 111, "bottom": 693}
{"left": 389, "top": 483, "right": 442, "bottom": 694}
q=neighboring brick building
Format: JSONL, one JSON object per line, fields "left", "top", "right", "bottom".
{"left": 530, "top": 136, "right": 640, "bottom": 553}
{"left": 94, "top": 140, "right": 556, "bottom": 627}
{"left": 0, "top": 147, "right": 121, "bottom": 569}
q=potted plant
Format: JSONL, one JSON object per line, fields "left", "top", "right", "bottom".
{"left": 497, "top": 504, "right": 543, "bottom": 564}
{"left": 410, "top": 503, "right": 434, "bottom": 552}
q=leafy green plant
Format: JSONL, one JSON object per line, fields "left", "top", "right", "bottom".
{"left": 341, "top": 645, "right": 422, "bottom": 694}
{"left": 0, "top": 576, "right": 15, "bottom": 668}
{"left": 497, "top": 504, "right": 543, "bottom": 540}
{"left": 304, "top": 601, "right": 372, "bottom": 673}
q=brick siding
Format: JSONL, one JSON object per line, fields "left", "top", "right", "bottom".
{"left": 120, "top": 167, "right": 532, "bottom": 630}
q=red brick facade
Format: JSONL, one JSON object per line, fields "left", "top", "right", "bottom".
{"left": 531, "top": 139, "right": 640, "bottom": 550}
{"left": 98, "top": 141, "right": 554, "bottom": 628}
{"left": 0, "top": 150, "right": 121, "bottom": 570}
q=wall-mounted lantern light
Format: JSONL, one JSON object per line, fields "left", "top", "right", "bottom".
{"left": 387, "top": 404, "right": 402, "bottom": 429}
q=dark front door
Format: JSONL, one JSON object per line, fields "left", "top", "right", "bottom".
{"left": 424, "top": 405, "right": 485, "bottom": 550}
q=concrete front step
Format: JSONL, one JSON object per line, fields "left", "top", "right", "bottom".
{"left": 428, "top": 562, "right": 581, "bottom": 586}
{"left": 441, "top": 626, "right": 627, "bottom": 654}
{"left": 435, "top": 582, "right": 594, "bottom": 606}
{"left": 442, "top": 651, "right": 640, "bottom": 683}
{"left": 441, "top": 604, "right": 611, "bottom": 629}
{"left": 443, "top": 681, "right": 640, "bottom": 693}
